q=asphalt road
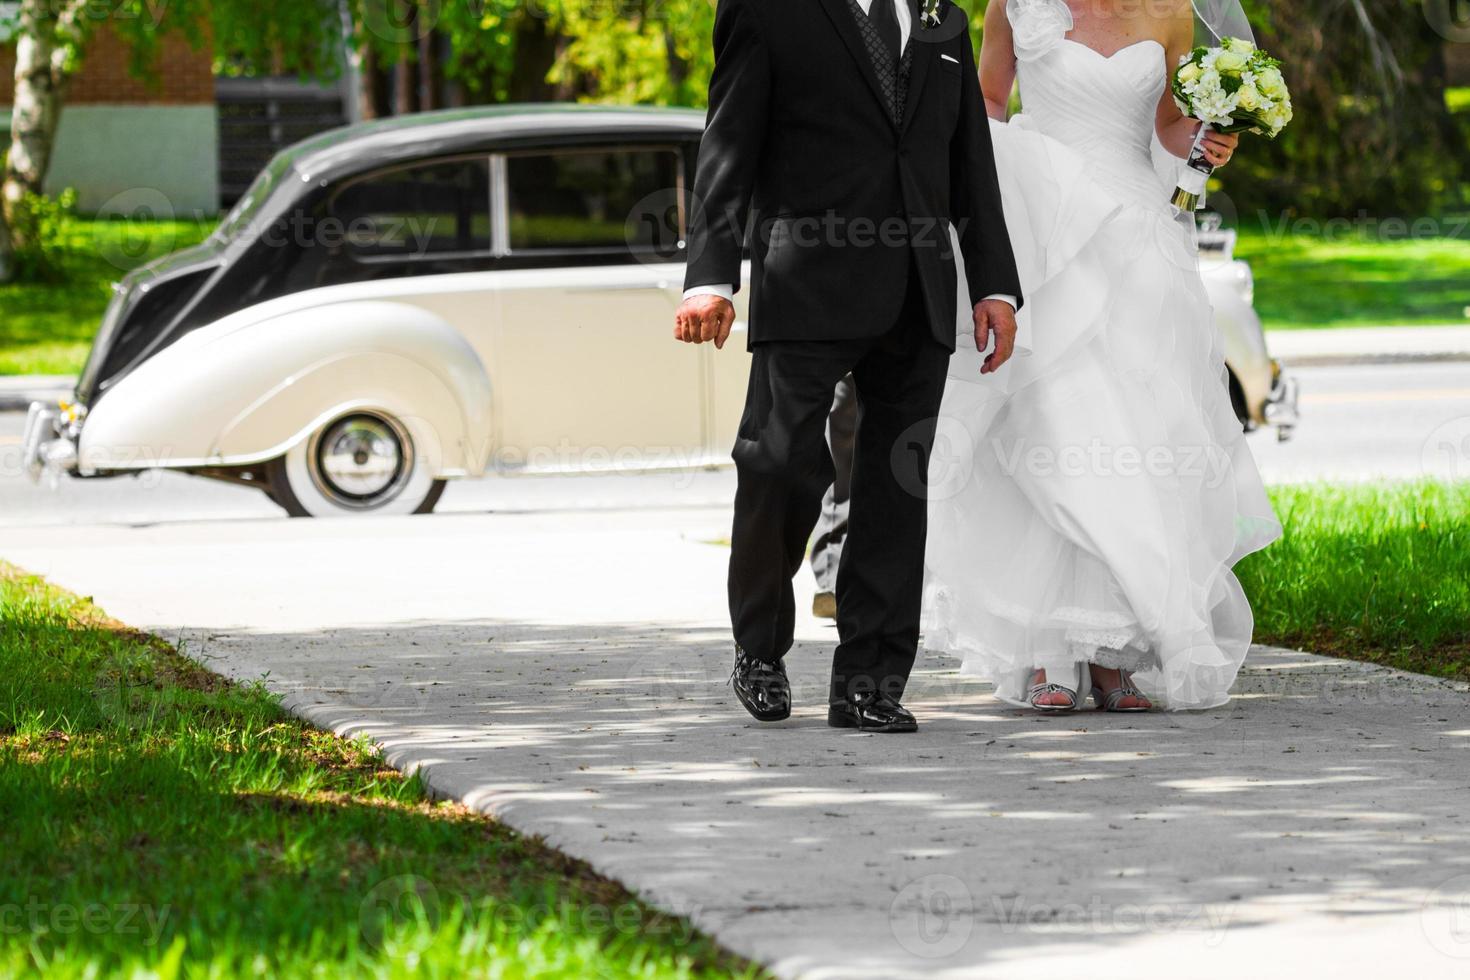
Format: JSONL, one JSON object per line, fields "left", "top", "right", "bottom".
{"left": 1, "top": 361, "right": 1467, "bottom": 529}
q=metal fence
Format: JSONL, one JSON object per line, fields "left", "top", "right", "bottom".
{"left": 217, "top": 76, "right": 349, "bottom": 208}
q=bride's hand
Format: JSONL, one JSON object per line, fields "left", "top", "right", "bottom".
{"left": 1201, "top": 129, "right": 1239, "bottom": 167}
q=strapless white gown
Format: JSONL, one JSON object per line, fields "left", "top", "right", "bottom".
{"left": 922, "top": 1, "right": 1281, "bottom": 709}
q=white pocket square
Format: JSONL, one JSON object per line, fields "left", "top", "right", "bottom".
{"left": 940, "top": 54, "right": 959, "bottom": 64}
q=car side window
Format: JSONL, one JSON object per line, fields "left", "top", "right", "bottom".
{"left": 330, "top": 156, "right": 492, "bottom": 260}
{"left": 504, "top": 147, "right": 682, "bottom": 259}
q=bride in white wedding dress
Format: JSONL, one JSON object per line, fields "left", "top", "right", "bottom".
{"left": 922, "top": 0, "right": 1282, "bottom": 711}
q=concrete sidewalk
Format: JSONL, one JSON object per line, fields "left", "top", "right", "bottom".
{"left": 0, "top": 374, "right": 74, "bottom": 412}
{"left": 6, "top": 509, "right": 1470, "bottom": 978}
{"left": 1267, "top": 325, "right": 1470, "bottom": 367}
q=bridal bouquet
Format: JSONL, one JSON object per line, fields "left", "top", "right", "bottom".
{"left": 1168, "top": 36, "right": 1293, "bottom": 210}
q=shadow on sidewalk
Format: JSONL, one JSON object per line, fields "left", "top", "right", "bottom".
{"left": 188, "top": 620, "right": 1470, "bottom": 976}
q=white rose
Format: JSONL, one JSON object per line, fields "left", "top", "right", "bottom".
{"left": 1235, "top": 83, "right": 1261, "bottom": 111}
{"left": 1261, "top": 102, "right": 1291, "bottom": 135}
{"left": 1258, "top": 67, "right": 1287, "bottom": 100}
{"left": 1224, "top": 36, "right": 1255, "bottom": 55}
{"left": 1177, "top": 61, "right": 1203, "bottom": 84}
{"left": 1215, "top": 49, "right": 1249, "bottom": 72}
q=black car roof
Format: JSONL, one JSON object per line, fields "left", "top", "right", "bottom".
{"left": 286, "top": 104, "right": 708, "bottom": 186}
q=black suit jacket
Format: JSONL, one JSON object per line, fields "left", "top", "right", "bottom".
{"left": 684, "top": 0, "right": 1023, "bottom": 350}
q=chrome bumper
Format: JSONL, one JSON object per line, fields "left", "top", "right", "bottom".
{"left": 1263, "top": 368, "right": 1300, "bottom": 442}
{"left": 21, "top": 401, "right": 80, "bottom": 484}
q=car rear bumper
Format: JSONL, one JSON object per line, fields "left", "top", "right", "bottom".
{"left": 21, "top": 401, "right": 80, "bottom": 484}
{"left": 1263, "top": 363, "right": 1300, "bottom": 441}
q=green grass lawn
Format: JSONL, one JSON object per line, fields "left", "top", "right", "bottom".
{"left": 0, "top": 218, "right": 214, "bottom": 376}
{"left": 1240, "top": 481, "right": 1470, "bottom": 680}
{"left": 1234, "top": 221, "right": 1470, "bottom": 330}
{"left": 0, "top": 565, "right": 760, "bottom": 979}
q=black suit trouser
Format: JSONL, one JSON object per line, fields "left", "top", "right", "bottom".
{"left": 810, "top": 373, "right": 858, "bottom": 594}
{"left": 728, "top": 268, "right": 950, "bottom": 703}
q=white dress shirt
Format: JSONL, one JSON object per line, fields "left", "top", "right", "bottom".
{"left": 683, "top": 0, "right": 1016, "bottom": 313}
{"left": 856, "top": 0, "right": 912, "bottom": 49}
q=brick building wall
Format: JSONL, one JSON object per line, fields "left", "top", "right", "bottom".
{"left": 0, "top": 23, "right": 213, "bottom": 104}
{"left": 1, "top": 23, "right": 219, "bottom": 213}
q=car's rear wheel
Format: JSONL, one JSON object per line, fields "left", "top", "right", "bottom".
{"left": 266, "top": 410, "right": 446, "bottom": 518}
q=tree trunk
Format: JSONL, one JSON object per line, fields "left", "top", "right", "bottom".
{"left": 664, "top": 29, "right": 689, "bottom": 100}
{"left": 0, "top": 208, "right": 13, "bottom": 284}
{"left": 504, "top": 16, "right": 563, "bottom": 103}
{"left": 393, "top": 46, "right": 415, "bottom": 115}
{"left": 357, "top": 43, "right": 379, "bottom": 120}
{"left": 418, "top": 30, "right": 438, "bottom": 111}
{"left": 3, "top": 0, "right": 87, "bottom": 253}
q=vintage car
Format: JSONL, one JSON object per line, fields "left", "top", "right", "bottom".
{"left": 23, "top": 105, "right": 1298, "bottom": 517}
{"left": 1195, "top": 210, "right": 1300, "bottom": 440}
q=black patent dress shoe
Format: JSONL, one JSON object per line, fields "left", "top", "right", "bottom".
{"left": 827, "top": 691, "right": 917, "bottom": 733}
{"left": 731, "top": 646, "right": 791, "bottom": 722}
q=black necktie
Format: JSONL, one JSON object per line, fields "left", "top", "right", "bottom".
{"left": 867, "top": 0, "right": 901, "bottom": 62}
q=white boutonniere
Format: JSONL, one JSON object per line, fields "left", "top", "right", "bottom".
{"left": 919, "top": 0, "right": 942, "bottom": 29}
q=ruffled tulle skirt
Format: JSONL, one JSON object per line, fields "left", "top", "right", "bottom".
{"left": 922, "top": 118, "right": 1282, "bottom": 709}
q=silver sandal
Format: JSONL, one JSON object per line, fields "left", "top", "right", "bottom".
{"left": 1027, "top": 670, "right": 1078, "bottom": 712}
{"left": 1090, "top": 672, "right": 1153, "bottom": 712}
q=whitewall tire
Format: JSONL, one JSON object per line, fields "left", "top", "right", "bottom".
{"left": 266, "top": 410, "right": 446, "bottom": 518}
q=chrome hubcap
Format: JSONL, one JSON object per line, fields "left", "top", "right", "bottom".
{"left": 312, "top": 414, "right": 409, "bottom": 505}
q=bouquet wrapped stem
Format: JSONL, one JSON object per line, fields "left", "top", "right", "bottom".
{"left": 1171, "top": 126, "right": 1218, "bottom": 212}
{"left": 1169, "top": 36, "right": 1293, "bottom": 211}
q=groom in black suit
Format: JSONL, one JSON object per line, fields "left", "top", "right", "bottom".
{"left": 675, "top": 0, "right": 1023, "bottom": 732}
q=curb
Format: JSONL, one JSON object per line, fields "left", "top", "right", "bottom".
{"left": 1265, "top": 325, "right": 1470, "bottom": 370}
{"left": 1277, "top": 351, "right": 1470, "bottom": 369}
{"left": 0, "top": 390, "right": 73, "bottom": 413}
{"left": 0, "top": 377, "right": 76, "bottom": 413}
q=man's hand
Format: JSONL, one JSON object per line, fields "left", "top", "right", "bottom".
{"left": 674, "top": 295, "right": 737, "bottom": 350}
{"left": 974, "top": 299, "right": 1017, "bottom": 375}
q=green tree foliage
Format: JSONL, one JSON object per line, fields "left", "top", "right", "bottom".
{"left": 1225, "top": 0, "right": 1467, "bottom": 217}
{"left": 545, "top": 0, "right": 717, "bottom": 106}
{"left": 540, "top": 0, "right": 988, "bottom": 106}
